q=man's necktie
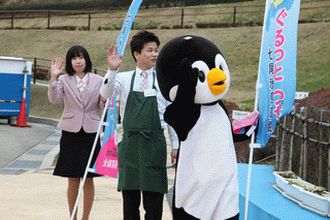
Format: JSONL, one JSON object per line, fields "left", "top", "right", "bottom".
{"left": 140, "top": 71, "right": 148, "bottom": 92}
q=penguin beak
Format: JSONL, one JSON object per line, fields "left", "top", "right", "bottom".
{"left": 207, "top": 68, "right": 227, "bottom": 95}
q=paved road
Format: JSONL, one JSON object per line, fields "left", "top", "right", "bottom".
{"left": 0, "top": 120, "right": 54, "bottom": 168}
{"left": 0, "top": 118, "right": 61, "bottom": 174}
{"left": 0, "top": 117, "right": 175, "bottom": 219}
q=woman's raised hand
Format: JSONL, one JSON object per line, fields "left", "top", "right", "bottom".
{"left": 50, "top": 58, "right": 64, "bottom": 82}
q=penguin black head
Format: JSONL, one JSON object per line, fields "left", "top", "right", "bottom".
{"left": 156, "top": 35, "right": 230, "bottom": 105}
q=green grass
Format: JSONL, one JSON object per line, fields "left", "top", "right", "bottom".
{"left": 19, "top": 22, "right": 329, "bottom": 118}
{"left": 1, "top": 1, "right": 329, "bottom": 119}
{"left": 29, "top": 84, "right": 64, "bottom": 119}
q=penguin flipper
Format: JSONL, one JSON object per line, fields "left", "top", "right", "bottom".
{"left": 165, "top": 103, "right": 200, "bottom": 142}
{"left": 217, "top": 100, "right": 254, "bottom": 143}
{"left": 164, "top": 58, "right": 200, "bottom": 142}
{"left": 232, "top": 123, "right": 259, "bottom": 142}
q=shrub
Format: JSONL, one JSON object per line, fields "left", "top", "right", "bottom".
{"left": 172, "top": 25, "right": 182, "bottom": 29}
{"left": 196, "top": 23, "right": 208, "bottom": 28}
{"left": 145, "top": 26, "right": 158, "bottom": 29}
{"left": 183, "top": 25, "right": 193, "bottom": 29}
{"left": 233, "top": 22, "right": 244, "bottom": 27}
{"left": 49, "top": 26, "right": 76, "bottom": 31}
{"left": 220, "top": 23, "right": 231, "bottom": 28}
{"left": 78, "top": 26, "right": 89, "bottom": 31}
{"left": 160, "top": 25, "right": 171, "bottom": 29}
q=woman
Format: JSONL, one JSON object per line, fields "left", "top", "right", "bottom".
{"left": 48, "top": 45, "right": 106, "bottom": 220}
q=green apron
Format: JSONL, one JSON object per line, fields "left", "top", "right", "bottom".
{"left": 118, "top": 71, "right": 168, "bottom": 194}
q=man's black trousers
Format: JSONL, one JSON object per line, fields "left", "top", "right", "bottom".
{"left": 122, "top": 190, "right": 164, "bottom": 220}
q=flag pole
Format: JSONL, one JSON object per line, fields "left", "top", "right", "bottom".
{"left": 244, "top": 0, "right": 301, "bottom": 218}
{"left": 243, "top": 4, "right": 265, "bottom": 217}
{"left": 243, "top": 80, "right": 261, "bottom": 220}
{"left": 70, "top": 99, "right": 110, "bottom": 220}
{"left": 70, "top": 1, "right": 144, "bottom": 218}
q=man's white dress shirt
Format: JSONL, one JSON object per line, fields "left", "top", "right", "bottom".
{"left": 100, "top": 67, "right": 179, "bottom": 150}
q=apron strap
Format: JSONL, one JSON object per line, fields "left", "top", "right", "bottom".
{"left": 129, "top": 71, "right": 136, "bottom": 91}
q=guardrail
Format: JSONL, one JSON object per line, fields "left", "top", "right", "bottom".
{"left": 22, "top": 57, "right": 107, "bottom": 83}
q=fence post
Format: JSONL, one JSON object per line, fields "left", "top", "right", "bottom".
{"left": 181, "top": 8, "right": 184, "bottom": 28}
{"left": 299, "top": 107, "right": 308, "bottom": 179}
{"left": 33, "top": 58, "right": 37, "bottom": 84}
{"left": 11, "top": 12, "right": 14, "bottom": 29}
{"left": 275, "top": 123, "right": 280, "bottom": 170}
{"left": 288, "top": 105, "right": 296, "bottom": 171}
{"left": 47, "top": 10, "right": 50, "bottom": 29}
{"left": 279, "top": 115, "right": 287, "bottom": 171}
{"left": 318, "top": 110, "right": 328, "bottom": 188}
{"left": 88, "top": 13, "right": 91, "bottom": 31}
{"left": 233, "top": 6, "right": 236, "bottom": 27}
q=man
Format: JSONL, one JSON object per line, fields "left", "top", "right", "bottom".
{"left": 100, "top": 31, "right": 178, "bottom": 220}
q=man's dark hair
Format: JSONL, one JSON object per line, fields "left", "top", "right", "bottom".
{"left": 130, "top": 30, "right": 160, "bottom": 62}
{"left": 65, "top": 45, "right": 92, "bottom": 76}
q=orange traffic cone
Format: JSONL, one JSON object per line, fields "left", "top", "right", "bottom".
{"left": 13, "top": 97, "right": 31, "bottom": 128}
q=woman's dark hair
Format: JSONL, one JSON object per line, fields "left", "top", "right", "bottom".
{"left": 130, "top": 30, "right": 160, "bottom": 62}
{"left": 65, "top": 45, "right": 92, "bottom": 75}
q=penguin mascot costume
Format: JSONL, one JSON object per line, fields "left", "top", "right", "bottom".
{"left": 156, "top": 35, "right": 257, "bottom": 220}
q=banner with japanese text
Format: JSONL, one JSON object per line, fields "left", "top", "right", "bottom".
{"left": 93, "top": 0, "right": 143, "bottom": 177}
{"left": 94, "top": 98, "right": 119, "bottom": 177}
{"left": 256, "top": 0, "right": 301, "bottom": 148}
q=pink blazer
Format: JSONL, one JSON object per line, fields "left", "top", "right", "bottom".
{"left": 48, "top": 73, "right": 105, "bottom": 133}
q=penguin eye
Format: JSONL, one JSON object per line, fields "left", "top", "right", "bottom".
{"left": 198, "top": 70, "right": 206, "bottom": 82}
{"left": 215, "top": 54, "right": 227, "bottom": 72}
{"left": 192, "top": 61, "right": 209, "bottom": 83}
{"left": 194, "top": 67, "right": 205, "bottom": 82}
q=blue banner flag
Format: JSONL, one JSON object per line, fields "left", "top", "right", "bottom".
{"left": 93, "top": 0, "right": 143, "bottom": 177}
{"left": 256, "top": 0, "right": 301, "bottom": 148}
{"left": 116, "top": 0, "right": 143, "bottom": 56}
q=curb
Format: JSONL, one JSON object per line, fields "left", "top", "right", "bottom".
{"left": 27, "top": 115, "right": 59, "bottom": 127}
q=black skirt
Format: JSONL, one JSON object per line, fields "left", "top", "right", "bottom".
{"left": 53, "top": 128, "right": 102, "bottom": 178}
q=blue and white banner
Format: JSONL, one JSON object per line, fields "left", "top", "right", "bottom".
{"left": 93, "top": 0, "right": 143, "bottom": 177}
{"left": 256, "top": 0, "right": 301, "bottom": 148}
{"left": 116, "top": 0, "right": 143, "bottom": 56}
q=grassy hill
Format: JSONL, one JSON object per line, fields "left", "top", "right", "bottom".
{"left": 0, "top": 1, "right": 329, "bottom": 119}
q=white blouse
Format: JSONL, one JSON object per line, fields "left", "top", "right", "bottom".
{"left": 76, "top": 73, "right": 88, "bottom": 93}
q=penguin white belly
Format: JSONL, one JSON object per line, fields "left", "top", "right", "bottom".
{"left": 175, "top": 104, "right": 239, "bottom": 220}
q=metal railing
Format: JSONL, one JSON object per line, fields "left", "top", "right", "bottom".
{"left": 22, "top": 57, "right": 107, "bottom": 84}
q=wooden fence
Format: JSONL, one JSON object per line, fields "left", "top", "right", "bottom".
{"left": 275, "top": 103, "right": 330, "bottom": 190}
